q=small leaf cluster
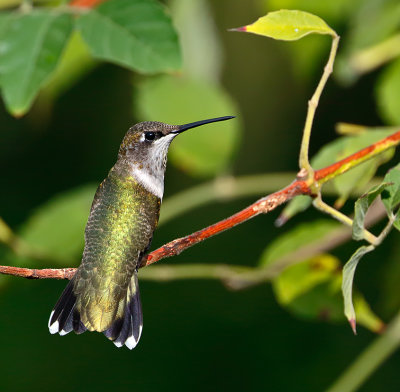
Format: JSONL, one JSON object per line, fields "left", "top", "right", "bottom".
{"left": 237, "top": 8, "right": 400, "bottom": 335}
{"left": 0, "top": 0, "right": 181, "bottom": 116}
{"left": 343, "top": 164, "right": 400, "bottom": 331}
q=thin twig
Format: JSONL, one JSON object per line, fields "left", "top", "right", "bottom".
{"left": 145, "top": 179, "right": 309, "bottom": 266}
{"left": 299, "top": 34, "right": 340, "bottom": 174}
{"left": 1, "top": 129, "right": 400, "bottom": 281}
{"left": 0, "top": 199, "right": 387, "bottom": 285}
{"left": 0, "top": 266, "right": 76, "bottom": 280}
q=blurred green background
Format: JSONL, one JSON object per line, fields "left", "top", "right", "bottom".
{"left": 1, "top": 0, "right": 400, "bottom": 391}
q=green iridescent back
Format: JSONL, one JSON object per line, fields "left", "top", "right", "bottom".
{"left": 73, "top": 166, "right": 160, "bottom": 332}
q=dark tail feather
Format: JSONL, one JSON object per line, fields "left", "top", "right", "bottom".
{"left": 48, "top": 279, "right": 87, "bottom": 336}
{"left": 104, "top": 272, "right": 143, "bottom": 350}
{"left": 49, "top": 274, "right": 142, "bottom": 349}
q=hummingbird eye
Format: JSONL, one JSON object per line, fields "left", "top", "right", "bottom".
{"left": 144, "top": 132, "right": 156, "bottom": 141}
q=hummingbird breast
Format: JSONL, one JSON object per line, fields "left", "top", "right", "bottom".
{"left": 73, "top": 168, "right": 161, "bottom": 332}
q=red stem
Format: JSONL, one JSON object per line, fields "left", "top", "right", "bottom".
{"left": 1, "top": 129, "right": 400, "bottom": 280}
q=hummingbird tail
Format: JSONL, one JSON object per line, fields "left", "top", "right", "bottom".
{"left": 104, "top": 271, "right": 143, "bottom": 350}
{"left": 49, "top": 273, "right": 143, "bottom": 349}
{"left": 48, "top": 277, "right": 87, "bottom": 336}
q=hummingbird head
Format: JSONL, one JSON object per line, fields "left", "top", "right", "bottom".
{"left": 117, "top": 116, "right": 234, "bottom": 198}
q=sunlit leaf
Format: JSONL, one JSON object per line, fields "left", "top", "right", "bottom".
{"left": 0, "top": 10, "right": 73, "bottom": 116}
{"left": 353, "top": 183, "right": 390, "bottom": 241}
{"left": 262, "top": 1, "right": 356, "bottom": 81}
{"left": 342, "top": 245, "right": 375, "bottom": 333}
{"left": 376, "top": 58, "right": 400, "bottom": 125}
{"left": 135, "top": 75, "right": 240, "bottom": 177}
{"left": 77, "top": 0, "right": 181, "bottom": 73}
{"left": 234, "top": 10, "right": 335, "bottom": 41}
{"left": 18, "top": 185, "right": 96, "bottom": 264}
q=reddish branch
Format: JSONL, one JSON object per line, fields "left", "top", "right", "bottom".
{"left": 1, "top": 129, "right": 400, "bottom": 280}
{"left": 0, "top": 267, "right": 76, "bottom": 280}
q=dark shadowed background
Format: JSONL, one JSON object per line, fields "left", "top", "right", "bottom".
{"left": 1, "top": 0, "right": 400, "bottom": 391}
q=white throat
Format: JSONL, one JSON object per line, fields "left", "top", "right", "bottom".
{"left": 128, "top": 133, "right": 175, "bottom": 199}
{"left": 129, "top": 165, "right": 164, "bottom": 199}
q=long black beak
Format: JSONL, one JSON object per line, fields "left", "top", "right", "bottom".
{"left": 172, "top": 116, "right": 235, "bottom": 134}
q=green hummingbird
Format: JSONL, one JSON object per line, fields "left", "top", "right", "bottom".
{"left": 48, "top": 115, "right": 234, "bottom": 349}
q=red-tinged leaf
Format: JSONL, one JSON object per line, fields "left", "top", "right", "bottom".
{"left": 349, "top": 318, "right": 357, "bottom": 335}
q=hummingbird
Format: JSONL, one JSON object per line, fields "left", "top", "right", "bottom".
{"left": 48, "top": 115, "right": 234, "bottom": 349}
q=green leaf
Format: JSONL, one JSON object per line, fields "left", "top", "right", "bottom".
{"left": 353, "top": 183, "right": 390, "bottom": 241}
{"left": 259, "top": 217, "right": 384, "bottom": 332}
{"left": 38, "top": 31, "right": 97, "bottom": 104}
{"left": 0, "top": 10, "right": 73, "bottom": 116}
{"left": 260, "top": 220, "right": 340, "bottom": 267}
{"left": 273, "top": 253, "right": 339, "bottom": 305}
{"left": 235, "top": 9, "right": 336, "bottom": 41}
{"left": 77, "top": 0, "right": 181, "bottom": 73}
{"left": 18, "top": 185, "right": 96, "bottom": 264}
{"left": 262, "top": 2, "right": 356, "bottom": 81}
{"left": 342, "top": 245, "right": 375, "bottom": 333}
{"left": 381, "top": 164, "right": 400, "bottom": 214}
{"left": 271, "top": 252, "right": 384, "bottom": 332}
{"left": 376, "top": 58, "right": 400, "bottom": 125}
{"left": 135, "top": 75, "right": 241, "bottom": 177}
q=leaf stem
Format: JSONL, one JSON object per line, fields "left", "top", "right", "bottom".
{"left": 312, "top": 195, "right": 378, "bottom": 245}
{"left": 299, "top": 34, "right": 340, "bottom": 175}
{"left": 2, "top": 130, "right": 400, "bottom": 274}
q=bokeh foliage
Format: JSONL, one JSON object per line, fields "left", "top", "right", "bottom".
{"left": 1, "top": 1, "right": 400, "bottom": 392}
